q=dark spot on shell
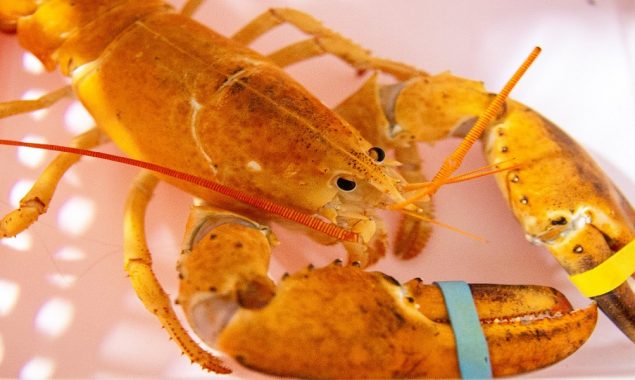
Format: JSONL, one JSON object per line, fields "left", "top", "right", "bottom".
{"left": 209, "top": 286, "right": 217, "bottom": 292}
{"left": 391, "top": 310, "right": 405, "bottom": 324}
{"left": 282, "top": 272, "right": 290, "bottom": 280}
{"left": 551, "top": 217, "right": 568, "bottom": 225}
{"left": 351, "top": 261, "right": 362, "bottom": 267}
{"left": 520, "top": 196, "right": 529, "bottom": 205}
{"left": 406, "top": 296, "right": 415, "bottom": 303}
{"left": 209, "top": 234, "right": 217, "bottom": 240}
{"left": 307, "top": 263, "right": 315, "bottom": 271}
{"left": 573, "top": 245, "right": 584, "bottom": 254}
{"left": 234, "top": 241, "right": 243, "bottom": 249}
{"left": 381, "top": 273, "right": 401, "bottom": 286}
{"left": 591, "top": 181, "right": 606, "bottom": 193}
{"left": 333, "top": 258, "right": 343, "bottom": 266}
{"left": 66, "top": 57, "right": 74, "bottom": 72}
{"left": 229, "top": 66, "right": 244, "bottom": 75}
{"left": 501, "top": 146, "right": 509, "bottom": 153}
{"left": 229, "top": 82, "right": 245, "bottom": 94}
{"left": 511, "top": 174, "right": 520, "bottom": 183}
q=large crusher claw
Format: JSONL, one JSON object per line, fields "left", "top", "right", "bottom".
{"left": 177, "top": 207, "right": 597, "bottom": 378}
{"left": 483, "top": 101, "right": 635, "bottom": 342}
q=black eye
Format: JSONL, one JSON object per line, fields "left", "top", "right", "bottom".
{"left": 336, "top": 177, "right": 357, "bottom": 192}
{"left": 368, "top": 147, "right": 386, "bottom": 162}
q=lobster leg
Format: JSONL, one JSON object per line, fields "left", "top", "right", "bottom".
{"left": 124, "top": 169, "right": 283, "bottom": 374}
{"left": 0, "top": 127, "right": 107, "bottom": 237}
{"left": 393, "top": 144, "right": 434, "bottom": 259}
{"left": 231, "top": 8, "right": 422, "bottom": 80}
{"left": 0, "top": 85, "right": 72, "bottom": 119}
{"left": 122, "top": 170, "right": 230, "bottom": 373}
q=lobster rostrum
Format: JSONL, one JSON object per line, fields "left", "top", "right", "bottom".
{"left": 2, "top": 0, "right": 629, "bottom": 377}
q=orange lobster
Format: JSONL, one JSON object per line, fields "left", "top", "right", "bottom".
{"left": 1, "top": 0, "right": 633, "bottom": 378}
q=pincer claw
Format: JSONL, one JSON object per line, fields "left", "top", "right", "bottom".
{"left": 214, "top": 264, "right": 596, "bottom": 378}
{"left": 483, "top": 101, "right": 635, "bottom": 342}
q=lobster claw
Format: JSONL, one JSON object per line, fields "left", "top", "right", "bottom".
{"left": 177, "top": 206, "right": 597, "bottom": 378}
{"left": 217, "top": 264, "right": 597, "bottom": 378}
{"left": 483, "top": 100, "right": 635, "bottom": 342}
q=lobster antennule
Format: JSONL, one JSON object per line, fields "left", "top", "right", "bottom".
{"left": 403, "top": 159, "right": 521, "bottom": 192}
{"left": 401, "top": 210, "right": 487, "bottom": 243}
{"left": 392, "top": 161, "right": 525, "bottom": 242}
{"left": 0, "top": 138, "right": 359, "bottom": 242}
{"left": 394, "top": 159, "right": 522, "bottom": 214}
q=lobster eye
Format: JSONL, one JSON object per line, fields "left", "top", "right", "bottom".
{"left": 368, "top": 147, "right": 386, "bottom": 162}
{"left": 336, "top": 177, "right": 357, "bottom": 192}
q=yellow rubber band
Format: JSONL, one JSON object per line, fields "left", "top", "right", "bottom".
{"left": 569, "top": 238, "right": 635, "bottom": 298}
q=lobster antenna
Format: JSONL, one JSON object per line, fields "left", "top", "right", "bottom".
{"left": 0, "top": 139, "right": 359, "bottom": 242}
{"left": 390, "top": 46, "right": 542, "bottom": 210}
{"left": 403, "top": 158, "right": 520, "bottom": 191}
{"left": 402, "top": 210, "right": 487, "bottom": 243}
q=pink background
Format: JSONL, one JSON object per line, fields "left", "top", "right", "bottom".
{"left": 1, "top": 0, "right": 634, "bottom": 378}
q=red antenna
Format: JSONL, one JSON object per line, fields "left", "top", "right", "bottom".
{"left": 0, "top": 139, "right": 359, "bottom": 242}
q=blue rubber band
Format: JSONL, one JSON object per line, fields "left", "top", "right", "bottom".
{"left": 435, "top": 281, "right": 492, "bottom": 379}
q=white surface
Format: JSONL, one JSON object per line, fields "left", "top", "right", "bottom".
{"left": 0, "top": 0, "right": 634, "bottom": 378}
